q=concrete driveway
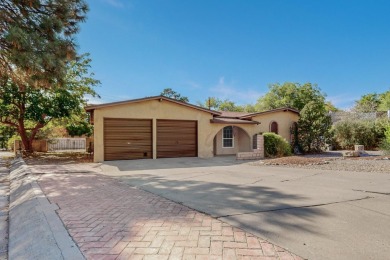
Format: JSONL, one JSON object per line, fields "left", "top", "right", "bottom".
{"left": 99, "top": 157, "right": 390, "bottom": 260}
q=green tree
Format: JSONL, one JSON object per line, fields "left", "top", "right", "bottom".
{"left": 218, "top": 100, "right": 244, "bottom": 112}
{"left": 353, "top": 93, "right": 381, "bottom": 113}
{"left": 298, "top": 101, "right": 332, "bottom": 152}
{"left": 0, "top": 0, "right": 88, "bottom": 89}
{"left": 160, "top": 88, "right": 189, "bottom": 102}
{"left": 197, "top": 97, "right": 222, "bottom": 110}
{"left": 378, "top": 91, "right": 390, "bottom": 111}
{"left": 255, "top": 82, "right": 328, "bottom": 111}
{"left": 197, "top": 97, "right": 246, "bottom": 112}
{"left": 325, "top": 101, "right": 339, "bottom": 112}
{"left": 0, "top": 54, "right": 99, "bottom": 152}
{"left": 66, "top": 120, "right": 93, "bottom": 137}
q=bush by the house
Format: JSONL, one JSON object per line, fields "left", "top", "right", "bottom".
{"left": 263, "top": 132, "right": 291, "bottom": 157}
{"left": 332, "top": 120, "right": 385, "bottom": 150}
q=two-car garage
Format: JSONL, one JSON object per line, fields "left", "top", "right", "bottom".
{"left": 103, "top": 118, "right": 197, "bottom": 161}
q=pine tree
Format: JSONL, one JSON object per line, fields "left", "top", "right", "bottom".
{"left": 0, "top": 0, "right": 88, "bottom": 90}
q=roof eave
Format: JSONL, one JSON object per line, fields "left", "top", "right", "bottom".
{"left": 85, "top": 96, "right": 221, "bottom": 116}
{"left": 210, "top": 119, "right": 260, "bottom": 125}
{"left": 240, "top": 107, "right": 300, "bottom": 119}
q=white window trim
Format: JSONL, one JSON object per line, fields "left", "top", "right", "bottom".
{"left": 222, "top": 126, "right": 234, "bottom": 148}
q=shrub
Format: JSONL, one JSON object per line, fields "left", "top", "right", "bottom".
{"left": 263, "top": 132, "right": 292, "bottom": 157}
{"left": 332, "top": 120, "right": 384, "bottom": 150}
{"left": 380, "top": 126, "right": 390, "bottom": 155}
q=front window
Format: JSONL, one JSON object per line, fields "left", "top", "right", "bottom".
{"left": 222, "top": 126, "right": 234, "bottom": 148}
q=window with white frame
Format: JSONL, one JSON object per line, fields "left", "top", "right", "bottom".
{"left": 222, "top": 126, "right": 234, "bottom": 148}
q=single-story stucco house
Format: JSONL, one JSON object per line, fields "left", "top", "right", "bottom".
{"left": 86, "top": 96, "right": 299, "bottom": 162}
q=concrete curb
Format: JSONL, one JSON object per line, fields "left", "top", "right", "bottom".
{"left": 9, "top": 157, "right": 84, "bottom": 260}
{"left": 0, "top": 159, "right": 9, "bottom": 259}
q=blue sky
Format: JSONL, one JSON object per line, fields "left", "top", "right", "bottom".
{"left": 78, "top": 0, "right": 390, "bottom": 109}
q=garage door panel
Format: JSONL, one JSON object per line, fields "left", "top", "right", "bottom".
{"left": 157, "top": 121, "right": 196, "bottom": 127}
{"left": 158, "top": 129, "right": 196, "bottom": 137}
{"left": 104, "top": 119, "right": 152, "bottom": 127}
{"left": 104, "top": 127, "right": 152, "bottom": 133}
{"left": 157, "top": 145, "right": 196, "bottom": 152}
{"left": 104, "top": 118, "right": 152, "bottom": 161}
{"left": 157, "top": 140, "right": 196, "bottom": 146}
{"left": 105, "top": 140, "right": 152, "bottom": 146}
{"left": 157, "top": 120, "right": 197, "bottom": 158}
{"left": 104, "top": 133, "right": 152, "bottom": 140}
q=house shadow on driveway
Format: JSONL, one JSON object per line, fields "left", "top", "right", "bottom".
{"left": 111, "top": 173, "right": 328, "bottom": 240}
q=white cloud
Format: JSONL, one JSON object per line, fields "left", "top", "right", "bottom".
{"left": 210, "top": 76, "right": 263, "bottom": 105}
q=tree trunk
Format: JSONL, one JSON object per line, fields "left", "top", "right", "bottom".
{"left": 18, "top": 123, "right": 33, "bottom": 153}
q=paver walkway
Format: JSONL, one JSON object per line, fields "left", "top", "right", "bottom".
{"left": 37, "top": 167, "right": 302, "bottom": 260}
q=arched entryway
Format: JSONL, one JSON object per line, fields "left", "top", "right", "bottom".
{"left": 212, "top": 125, "right": 251, "bottom": 156}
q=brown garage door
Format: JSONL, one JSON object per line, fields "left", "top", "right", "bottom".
{"left": 104, "top": 118, "right": 152, "bottom": 161}
{"left": 157, "top": 120, "right": 197, "bottom": 158}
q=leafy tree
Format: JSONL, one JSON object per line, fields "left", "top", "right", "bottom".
{"left": 0, "top": 54, "right": 99, "bottom": 152}
{"left": 242, "top": 104, "right": 257, "bottom": 113}
{"left": 160, "top": 88, "right": 189, "bottom": 102}
{"left": 255, "top": 82, "right": 328, "bottom": 111}
{"left": 378, "top": 91, "right": 390, "bottom": 111}
{"left": 66, "top": 116, "right": 93, "bottom": 137}
{"left": 218, "top": 100, "right": 244, "bottom": 112}
{"left": 325, "top": 101, "right": 339, "bottom": 112}
{"left": 0, "top": 0, "right": 88, "bottom": 89}
{"left": 197, "top": 97, "right": 222, "bottom": 110}
{"left": 353, "top": 93, "right": 381, "bottom": 113}
{"left": 298, "top": 101, "right": 332, "bottom": 152}
{"left": 198, "top": 97, "right": 247, "bottom": 112}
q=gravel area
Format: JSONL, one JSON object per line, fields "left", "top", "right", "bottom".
{"left": 251, "top": 151, "right": 390, "bottom": 173}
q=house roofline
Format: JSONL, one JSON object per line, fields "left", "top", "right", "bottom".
{"left": 240, "top": 107, "right": 300, "bottom": 119}
{"left": 85, "top": 96, "right": 222, "bottom": 116}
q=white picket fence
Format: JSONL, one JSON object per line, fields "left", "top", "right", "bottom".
{"left": 48, "top": 138, "right": 86, "bottom": 151}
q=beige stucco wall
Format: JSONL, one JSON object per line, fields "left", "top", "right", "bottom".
{"left": 251, "top": 111, "right": 300, "bottom": 142}
{"left": 215, "top": 127, "right": 251, "bottom": 155}
{"left": 92, "top": 99, "right": 299, "bottom": 162}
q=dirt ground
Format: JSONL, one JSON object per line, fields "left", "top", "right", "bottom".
{"left": 24, "top": 152, "right": 93, "bottom": 165}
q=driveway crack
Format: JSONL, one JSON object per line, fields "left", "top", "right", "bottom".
{"left": 352, "top": 189, "right": 390, "bottom": 196}
{"left": 216, "top": 196, "right": 373, "bottom": 218}
{"left": 281, "top": 172, "right": 323, "bottom": 182}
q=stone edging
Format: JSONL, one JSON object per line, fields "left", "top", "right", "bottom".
{"left": 9, "top": 157, "right": 84, "bottom": 260}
